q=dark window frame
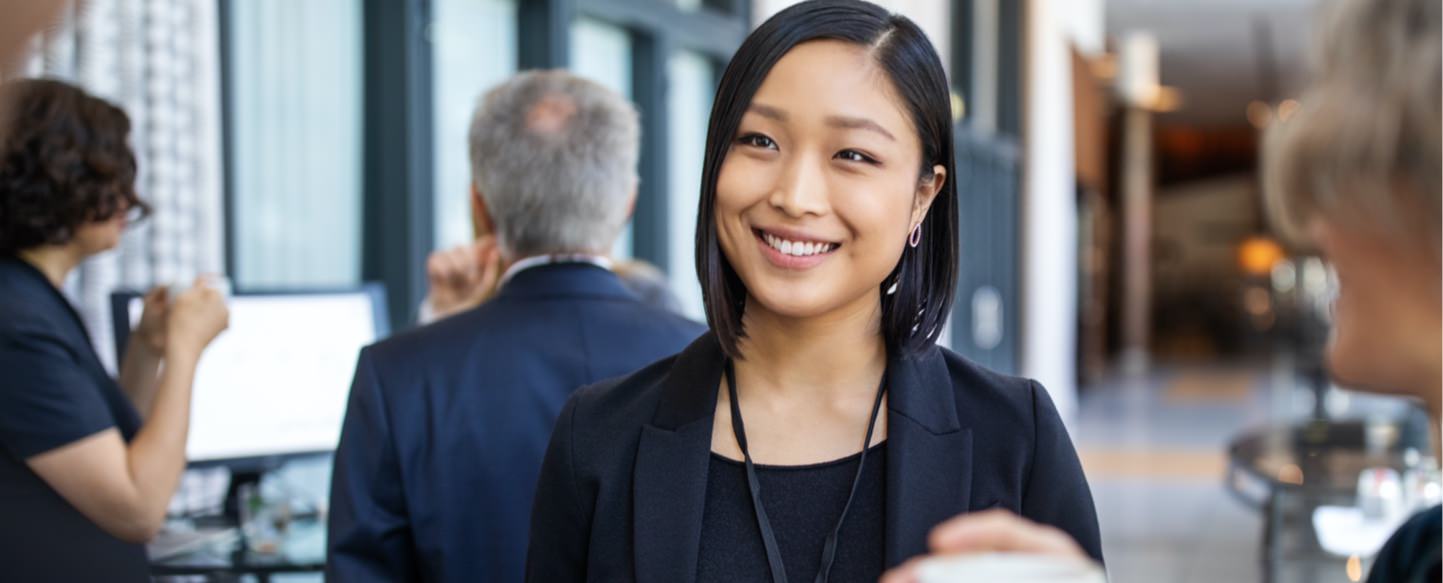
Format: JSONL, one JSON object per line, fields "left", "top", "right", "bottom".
{"left": 218, "top": 0, "right": 746, "bottom": 331}
{"left": 562, "top": 0, "right": 746, "bottom": 276}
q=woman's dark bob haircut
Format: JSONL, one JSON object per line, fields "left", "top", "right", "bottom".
{"left": 0, "top": 78, "right": 144, "bottom": 255}
{"left": 696, "top": 0, "right": 959, "bottom": 358}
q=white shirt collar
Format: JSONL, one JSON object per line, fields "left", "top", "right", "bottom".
{"left": 499, "top": 254, "right": 614, "bottom": 287}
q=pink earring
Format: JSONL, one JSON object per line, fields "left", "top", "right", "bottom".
{"left": 908, "top": 223, "right": 923, "bottom": 248}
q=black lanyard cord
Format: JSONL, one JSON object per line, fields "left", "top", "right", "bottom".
{"left": 724, "top": 359, "right": 888, "bottom": 583}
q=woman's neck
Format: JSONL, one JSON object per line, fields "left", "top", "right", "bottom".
{"left": 16, "top": 245, "right": 82, "bottom": 288}
{"left": 733, "top": 291, "right": 888, "bottom": 403}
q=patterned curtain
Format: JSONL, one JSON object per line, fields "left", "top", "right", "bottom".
{"left": 12, "top": 0, "right": 225, "bottom": 372}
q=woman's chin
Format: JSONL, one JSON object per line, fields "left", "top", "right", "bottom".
{"left": 743, "top": 280, "right": 881, "bottom": 324}
{"left": 744, "top": 287, "right": 841, "bottom": 321}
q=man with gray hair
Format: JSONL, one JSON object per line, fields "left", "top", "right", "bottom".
{"left": 327, "top": 70, "right": 703, "bottom": 582}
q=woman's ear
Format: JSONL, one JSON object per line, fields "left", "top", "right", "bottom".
{"left": 910, "top": 164, "right": 947, "bottom": 227}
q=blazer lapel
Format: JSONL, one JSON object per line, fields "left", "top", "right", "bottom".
{"left": 884, "top": 346, "right": 974, "bottom": 567}
{"left": 632, "top": 335, "right": 724, "bottom": 583}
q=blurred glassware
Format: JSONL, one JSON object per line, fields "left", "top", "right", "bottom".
{"left": 1357, "top": 467, "right": 1404, "bottom": 522}
{"left": 1401, "top": 449, "right": 1442, "bottom": 512}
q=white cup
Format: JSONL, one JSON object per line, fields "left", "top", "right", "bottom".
{"left": 916, "top": 553, "right": 1107, "bottom": 583}
{"left": 166, "top": 275, "right": 232, "bottom": 304}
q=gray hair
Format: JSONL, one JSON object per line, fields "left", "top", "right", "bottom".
{"left": 468, "top": 70, "right": 640, "bottom": 258}
{"left": 1263, "top": 0, "right": 1441, "bottom": 251}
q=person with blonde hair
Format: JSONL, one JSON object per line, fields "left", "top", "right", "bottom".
{"left": 1260, "top": 1, "right": 1440, "bottom": 578}
{"left": 882, "top": 0, "right": 1441, "bottom": 581}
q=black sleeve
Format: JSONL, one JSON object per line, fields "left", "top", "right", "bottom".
{"left": 326, "top": 348, "right": 420, "bottom": 581}
{"left": 526, "top": 391, "right": 592, "bottom": 582}
{"left": 1365, "top": 505, "right": 1441, "bottom": 583}
{"left": 0, "top": 331, "right": 116, "bottom": 459}
{"left": 1020, "top": 380, "right": 1104, "bottom": 564}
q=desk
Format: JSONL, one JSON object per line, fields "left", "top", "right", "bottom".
{"left": 150, "top": 518, "right": 325, "bottom": 582}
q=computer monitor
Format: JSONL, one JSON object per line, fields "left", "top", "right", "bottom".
{"left": 110, "top": 285, "right": 388, "bottom": 468}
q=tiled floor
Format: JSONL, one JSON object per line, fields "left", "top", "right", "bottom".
{"left": 1073, "top": 359, "right": 1364, "bottom": 583}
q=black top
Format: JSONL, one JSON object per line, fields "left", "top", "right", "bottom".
{"left": 526, "top": 333, "right": 1103, "bottom": 583}
{"left": 0, "top": 256, "right": 149, "bottom": 581}
{"left": 1367, "top": 504, "right": 1441, "bottom": 583}
{"left": 698, "top": 443, "right": 887, "bottom": 583}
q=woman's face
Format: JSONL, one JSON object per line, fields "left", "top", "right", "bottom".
{"left": 714, "top": 40, "right": 944, "bottom": 323}
{"left": 1310, "top": 214, "right": 1442, "bottom": 398}
{"left": 71, "top": 202, "right": 131, "bottom": 255}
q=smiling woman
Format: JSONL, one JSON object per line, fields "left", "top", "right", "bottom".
{"left": 525, "top": 2, "right": 1101, "bottom": 582}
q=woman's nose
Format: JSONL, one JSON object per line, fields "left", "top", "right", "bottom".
{"left": 767, "top": 155, "right": 830, "bottom": 218}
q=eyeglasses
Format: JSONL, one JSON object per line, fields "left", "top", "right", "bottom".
{"left": 117, "top": 199, "right": 151, "bottom": 225}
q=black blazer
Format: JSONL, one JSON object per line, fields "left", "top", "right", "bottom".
{"left": 327, "top": 263, "right": 705, "bottom": 582}
{"left": 526, "top": 333, "right": 1103, "bottom": 582}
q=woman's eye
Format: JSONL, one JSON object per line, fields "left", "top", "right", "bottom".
{"left": 836, "top": 149, "right": 877, "bottom": 164}
{"left": 738, "top": 134, "right": 776, "bottom": 150}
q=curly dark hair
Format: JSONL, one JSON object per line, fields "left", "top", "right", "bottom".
{"left": 0, "top": 78, "right": 146, "bottom": 255}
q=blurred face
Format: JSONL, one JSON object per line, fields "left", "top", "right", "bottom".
{"left": 714, "top": 40, "right": 944, "bottom": 323}
{"left": 1310, "top": 214, "right": 1442, "bottom": 399}
{"left": 71, "top": 201, "right": 133, "bottom": 255}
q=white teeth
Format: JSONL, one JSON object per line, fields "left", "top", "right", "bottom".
{"left": 762, "top": 232, "right": 834, "bottom": 257}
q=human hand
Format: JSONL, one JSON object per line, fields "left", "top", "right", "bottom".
{"left": 879, "top": 509, "right": 1091, "bottom": 583}
{"left": 424, "top": 235, "right": 502, "bottom": 320}
{"left": 132, "top": 286, "right": 170, "bottom": 354}
{"left": 165, "top": 277, "right": 230, "bottom": 360}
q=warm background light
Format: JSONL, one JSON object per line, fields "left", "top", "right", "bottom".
{"left": 1239, "top": 236, "right": 1286, "bottom": 276}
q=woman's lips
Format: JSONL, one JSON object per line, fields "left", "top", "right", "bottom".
{"left": 753, "top": 228, "right": 840, "bottom": 271}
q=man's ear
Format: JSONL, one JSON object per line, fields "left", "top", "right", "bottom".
{"left": 909, "top": 164, "right": 946, "bottom": 228}
{"left": 471, "top": 183, "right": 495, "bottom": 239}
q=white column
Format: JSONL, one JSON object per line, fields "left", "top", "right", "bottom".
{"left": 1021, "top": 0, "right": 1080, "bottom": 422}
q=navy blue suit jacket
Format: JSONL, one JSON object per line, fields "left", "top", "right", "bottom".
{"left": 526, "top": 333, "right": 1103, "bottom": 582}
{"left": 327, "top": 263, "right": 704, "bottom": 582}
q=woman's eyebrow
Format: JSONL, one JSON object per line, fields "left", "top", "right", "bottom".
{"left": 746, "top": 104, "right": 895, "bottom": 141}
{"left": 748, "top": 103, "right": 787, "bottom": 121}
{"left": 825, "top": 115, "right": 895, "bottom": 141}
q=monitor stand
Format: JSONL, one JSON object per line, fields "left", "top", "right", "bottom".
{"left": 223, "top": 469, "right": 266, "bottom": 524}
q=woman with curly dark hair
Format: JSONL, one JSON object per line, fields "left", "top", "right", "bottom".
{"left": 0, "top": 78, "right": 229, "bottom": 580}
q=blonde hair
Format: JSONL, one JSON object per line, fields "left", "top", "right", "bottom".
{"left": 1262, "top": 0, "right": 1441, "bottom": 251}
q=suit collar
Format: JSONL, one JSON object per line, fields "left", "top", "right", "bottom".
{"left": 649, "top": 333, "right": 725, "bottom": 430}
{"left": 881, "top": 344, "right": 973, "bottom": 566}
{"left": 649, "top": 336, "right": 961, "bottom": 433}
{"left": 635, "top": 336, "right": 975, "bottom": 577}
{"left": 493, "top": 262, "right": 635, "bottom": 302}
{"left": 885, "top": 345, "right": 962, "bottom": 435}
{"left": 633, "top": 333, "right": 722, "bottom": 583}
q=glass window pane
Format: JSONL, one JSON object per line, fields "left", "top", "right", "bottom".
{"left": 666, "top": 51, "right": 715, "bottom": 321}
{"left": 431, "top": 0, "right": 518, "bottom": 250}
{"left": 570, "top": 17, "right": 635, "bottom": 260}
{"left": 570, "top": 18, "right": 633, "bottom": 99}
{"left": 228, "top": 0, "right": 363, "bottom": 288}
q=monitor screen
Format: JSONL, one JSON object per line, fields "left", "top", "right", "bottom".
{"left": 121, "top": 289, "right": 385, "bottom": 462}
